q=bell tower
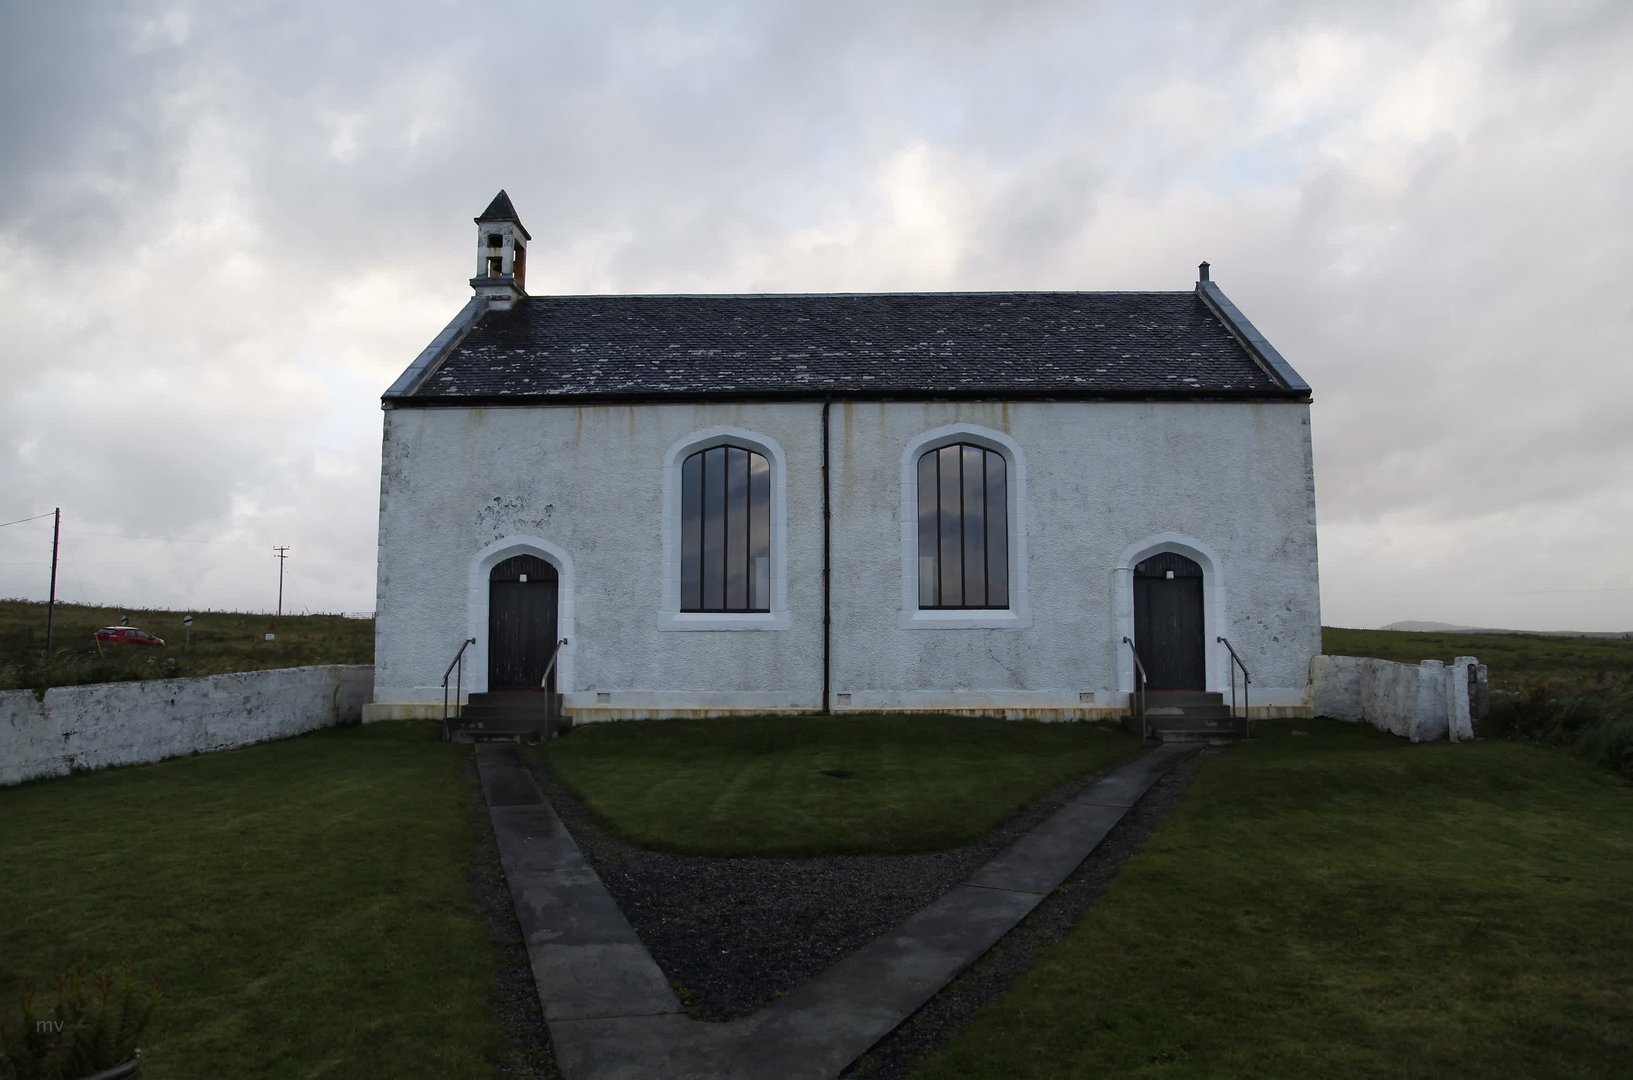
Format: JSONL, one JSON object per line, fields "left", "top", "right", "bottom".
{"left": 471, "top": 190, "right": 530, "bottom": 310}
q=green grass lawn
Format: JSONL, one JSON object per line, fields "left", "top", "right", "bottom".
{"left": 0, "top": 722, "right": 512, "bottom": 1078}
{"left": 540, "top": 714, "right": 1140, "bottom": 855}
{"left": 912, "top": 720, "right": 1633, "bottom": 1078}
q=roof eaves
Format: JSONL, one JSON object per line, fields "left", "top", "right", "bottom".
{"left": 382, "top": 297, "right": 489, "bottom": 402}
{"left": 1195, "top": 281, "right": 1312, "bottom": 395}
{"left": 389, "top": 386, "right": 1312, "bottom": 408}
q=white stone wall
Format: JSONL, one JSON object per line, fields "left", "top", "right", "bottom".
{"left": 1309, "top": 654, "right": 1486, "bottom": 742}
{"left": 0, "top": 666, "right": 372, "bottom": 787}
{"left": 374, "top": 399, "right": 1321, "bottom": 719}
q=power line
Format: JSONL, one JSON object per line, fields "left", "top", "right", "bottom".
{"left": 68, "top": 529, "right": 258, "bottom": 548}
{"left": 0, "top": 512, "right": 56, "bottom": 529}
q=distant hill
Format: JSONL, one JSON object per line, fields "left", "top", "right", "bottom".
{"left": 1380, "top": 620, "right": 1631, "bottom": 639}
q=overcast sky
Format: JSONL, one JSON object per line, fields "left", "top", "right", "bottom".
{"left": 2, "top": 0, "right": 1630, "bottom": 631}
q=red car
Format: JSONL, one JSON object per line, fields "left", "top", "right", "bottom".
{"left": 94, "top": 626, "right": 166, "bottom": 647}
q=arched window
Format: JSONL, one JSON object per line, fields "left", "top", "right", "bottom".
{"left": 916, "top": 442, "right": 1008, "bottom": 609}
{"left": 680, "top": 444, "right": 771, "bottom": 612}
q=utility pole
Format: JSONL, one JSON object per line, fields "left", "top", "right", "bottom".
{"left": 273, "top": 546, "right": 289, "bottom": 617}
{"left": 45, "top": 507, "right": 60, "bottom": 651}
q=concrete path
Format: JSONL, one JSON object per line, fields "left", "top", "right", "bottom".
{"left": 478, "top": 741, "right": 1198, "bottom": 1079}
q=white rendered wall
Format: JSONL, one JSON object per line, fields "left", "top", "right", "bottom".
{"left": 1310, "top": 654, "right": 1487, "bottom": 743}
{"left": 0, "top": 666, "right": 372, "bottom": 787}
{"left": 374, "top": 399, "right": 1321, "bottom": 719}
{"left": 374, "top": 403, "right": 826, "bottom": 715}
{"left": 828, "top": 400, "right": 1319, "bottom": 712}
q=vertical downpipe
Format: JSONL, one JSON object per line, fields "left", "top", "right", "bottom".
{"left": 821, "top": 401, "right": 833, "bottom": 714}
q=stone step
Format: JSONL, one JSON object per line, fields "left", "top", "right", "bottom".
{"left": 1156, "top": 727, "right": 1244, "bottom": 745}
{"left": 447, "top": 717, "right": 546, "bottom": 745}
{"left": 460, "top": 704, "right": 551, "bottom": 721}
{"left": 1146, "top": 704, "right": 1234, "bottom": 720}
{"left": 1153, "top": 715, "right": 1246, "bottom": 737}
{"left": 449, "top": 691, "right": 566, "bottom": 743}
{"left": 1127, "top": 708, "right": 1248, "bottom": 742}
{"left": 1144, "top": 690, "right": 1225, "bottom": 707}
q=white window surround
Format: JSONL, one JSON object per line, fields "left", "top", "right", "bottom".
{"left": 898, "top": 423, "right": 1030, "bottom": 629}
{"left": 659, "top": 426, "right": 791, "bottom": 631}
{"left": 466, "top": 534, "right": 576, "bottom": 695}
{"left": 1111, "top": 531, "right": 1228, "bottom": 695}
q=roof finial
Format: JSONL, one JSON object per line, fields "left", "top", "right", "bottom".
{"left": 1198, "top": 260, "right": 1211, "bottom": 283}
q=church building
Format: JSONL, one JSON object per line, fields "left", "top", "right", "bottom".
{"left": 365, "top": 192, "right": 1321, "bottom": 727}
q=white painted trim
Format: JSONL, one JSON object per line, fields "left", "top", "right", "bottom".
{"left": 658, "top": 426, "right": 791, "bottom": 631}
{"left": 1111, "top": 531, "right": 1228, "bottom": 695}
{"left": 562, "top": 690, "right": 817, "bottom": 711}
{"left": 839, "top": 689, "right": 1110, "bottom": 711}
{"left": 467, "top": 535, "right": 576, "bottom": 695}
{"left": 898, "top": 423, "right": 1030, "bottom": 629}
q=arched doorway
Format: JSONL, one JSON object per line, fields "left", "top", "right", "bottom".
{"left": 488, "top": 554, "right": 559, "bottom": 690}
{"left": 1133, "top": 552, "right": 1205, "bottom": 690}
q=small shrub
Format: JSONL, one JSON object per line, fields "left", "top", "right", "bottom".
{"left": 1484, "top": 684, "right": 1633, "bottom": 779}
{"left": 0, "top": 965, "right": 159, "bottom": 1080}
{"left": 1576, "top": 717, "right": 1633, "bottom": 780}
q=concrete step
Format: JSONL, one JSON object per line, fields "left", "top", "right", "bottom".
{"left": 460, "top": 705, "right": 549, "bottom": 721}
{"left": 1146, "top": 704, "right": 1234, "bottom": 720}
{"left": 1145, "top": 691, "right": 1225, "bottom": 707}
{"left": 1151, "top": 716, "right": 1247, "bottom": 742}
{"left": 1156, "top": 727, "right": 1244, "bottom": 745}
{"left": 449, "top": 691, "right": 566, "bottom": 743}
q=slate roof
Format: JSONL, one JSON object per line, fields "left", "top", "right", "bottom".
{"left": 392, "top": 290, "right": 1309, "bottom": 404}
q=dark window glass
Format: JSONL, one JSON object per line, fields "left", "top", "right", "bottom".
{"left": 725, "top": 446, "right": 749, "bottom": 610}
{"left": 680, "top": 452, "right": 703, "bottom": 610}
{"left": 984, "top": 452, "right": 1009, "bottom": 607}
{"left": 682, "top": 444, "right": 771, "bottom": 613}
{"left": 749, "top": 452, "right": 771, "bottom": 609}
{"left": 937, "top": 444, "right": 963, "bottom": 607}
{"left": 917, "top": 442, "right": 1009, "bottom": 609}
{"left": 961, "top": 444, "right": 987, "bottom": 607}
{"left": 916, "top": 451, "right": 938, "bottom": 608}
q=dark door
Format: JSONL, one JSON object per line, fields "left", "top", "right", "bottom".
{"left": 1133, "top": 553, "right": 1205, "bottom": 690}
{"left": 488, "top": 554, "right": 559, "bottom": 690}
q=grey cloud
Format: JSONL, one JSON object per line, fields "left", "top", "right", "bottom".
{"left": 1, "top": 0, "right": 1628, "bottom": 627}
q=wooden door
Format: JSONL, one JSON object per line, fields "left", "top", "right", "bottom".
{"left": 488, "top": 554, "right": 559, "bottom": 690}
{"left": 1133, "top": 553, "right": 1205, "bottom": 690}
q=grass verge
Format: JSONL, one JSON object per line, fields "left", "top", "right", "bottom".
{"left": 1323, "top": 625, "right": 1633, "bottom": 779}
{"left": 1322, "top": 626, "right": 1633, "bottom": 693}
{"left": 0, "top": 599, "right": 373, "bottom": 692}
{"left": 0, "top": 722, "right": 510, "bottom": 1078}
{"left": 911, "top": 720, "right": 1633, "bottom": 1078}
{"left": 541, "top": 714, "right": 1139, "bottom": 856}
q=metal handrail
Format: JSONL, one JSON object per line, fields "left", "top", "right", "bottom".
{"left": 540, "top": 637, "right": 568, "bottom": 689}
{"left": 1216, "top": 636, "right": 1252, "bottom": 738}
{"left": 442, "top": 637, "right": 477, "bottom": 739}
{"left": 1122, "top": 636, "right": 1150, "bottom": 741}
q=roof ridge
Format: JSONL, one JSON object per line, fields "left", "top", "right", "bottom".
{"left": 511, "top": 289, "right": 1196, "bottom": 301}
{"left": 502, "top": 289, "right": 1195, "bottom": 300}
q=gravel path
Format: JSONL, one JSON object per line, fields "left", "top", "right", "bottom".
{"left": 522, "top": 744, "right": 1209, "bottom": 1025}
